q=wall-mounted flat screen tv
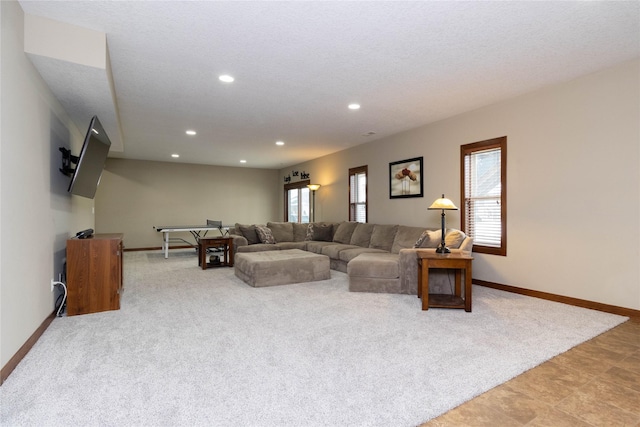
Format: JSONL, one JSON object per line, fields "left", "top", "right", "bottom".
{"left": 68, "top": 115, "right": 111, "bottom": 199}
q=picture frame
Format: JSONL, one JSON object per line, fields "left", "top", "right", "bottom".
{"left": 389, "top": 156, "right": 423, "bottom": 198}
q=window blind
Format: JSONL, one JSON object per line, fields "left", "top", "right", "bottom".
{"left": 464, "top": 148, "right": 502, "bottom": 247}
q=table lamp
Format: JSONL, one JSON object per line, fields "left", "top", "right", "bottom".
{"left": 428, "top": 194, "right": 458, "bottom": 253}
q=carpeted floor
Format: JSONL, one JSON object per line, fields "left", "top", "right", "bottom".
{"left": 0, "top": 250, "right": 627, "bottom": 426}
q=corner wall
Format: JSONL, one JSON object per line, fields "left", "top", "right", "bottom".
{"left": 280, "top": 60, "right": 640, "bottom": 310}
{"left": 95, "top": 159, "right": 280, "bottom": 249}
{"left": 1, "top": 1, "right": 91, "bottom": 369}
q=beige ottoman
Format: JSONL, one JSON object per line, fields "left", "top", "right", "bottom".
{"left": 234, "top": 249, "right": 330, "bottom": 287}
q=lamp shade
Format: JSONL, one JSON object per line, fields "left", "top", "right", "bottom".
{"left": 307, "top": 184, "right": 321, "bottom": 191}
{"left": 428, "top": 194, "right": 458, "bottom": 210}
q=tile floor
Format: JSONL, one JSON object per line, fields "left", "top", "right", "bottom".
{"left": 422, "top": 317, "right": 640, "bottom": 426}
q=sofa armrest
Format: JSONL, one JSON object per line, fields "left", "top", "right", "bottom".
{"left": 398, "top": 248, "right": 422, "bottom": 294}
{"left": 398, "top": 240, "right": 473, "bottom": 294}
{"left": 231, "top": 235, "right": 248, "bottom": 251}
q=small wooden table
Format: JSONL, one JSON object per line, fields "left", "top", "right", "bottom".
{"left": 417, "top": 251, "right": 473, "bottom": 312}
{"left": 198, "top": 237, "right": 234, "bottom": 270}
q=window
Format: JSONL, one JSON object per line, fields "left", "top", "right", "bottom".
{"left": 349, "top": 166, "right": 367, "bottom": 222}
{"left": 285, "top": 180, "right": 310, "bottom": 223}
{"left": 461, "top": 137, "right": 507, "bottom": 255}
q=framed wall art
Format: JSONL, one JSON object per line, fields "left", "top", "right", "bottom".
{"left": 389, "top": 156, "right": 423, "bottom": 199}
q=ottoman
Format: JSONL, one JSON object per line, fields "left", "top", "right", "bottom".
{"left": 234, "top": 249, "right": 330, "bottom": 287}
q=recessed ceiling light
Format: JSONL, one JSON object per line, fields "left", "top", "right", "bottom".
{"left": 171, "top": 154, "right": 180, "bottom": 158}
{"left": 348, "top": 103, "right": 361, "bottom": 110}
{"left": 185, "top": 130, "right": 196, "bottom": 136}
{"left": 240, "top": 159, "right": 247, "bottom": 163}
{"left": 219, "top": 75, "right": 235, "bottom": 83}
{"left": 276, "top": 141, "right": 285, "bottom": 146}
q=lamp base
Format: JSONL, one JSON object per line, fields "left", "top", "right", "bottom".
{"left": 436, "top": 246, "right": 451, "bottom": 254}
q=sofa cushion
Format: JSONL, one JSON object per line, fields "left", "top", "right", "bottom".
{"left": 321, "top": 244, "right": 359, "bottom": 259}
{"left": 237, "top": 243, "right": 280, "bottom": 252}
{"left": 307, "top": 240, "right": 335, "bottom": 254}
{"left": 332, "top": 221, "right": 358, "bottom": 244}
{"left": 347, "top": 253, "right": 400, "bottom": 279}
{"left": 369, "top": 224, "right": 398, "bottom": 252}
{"left": 338, "top": 247, "right": 387, "bottom": 263}
{"left": 267, "top": 222, "right": 294, "bottom": 243}
{"left": 292, "top": 223, "right": 309, "bottom": 242}
{"left": 391, "top": 225, "right": 425, "bottom": 254}
{"left": 255, "top": 225, "right": 276, "bottom": 244}
{"left": 306, "top": 241, "right": 339, "bottom": 254}
{"left": 235, "top": 223, "right": 261, "bottom": 245}
{"left": 350, "top": 223, "right": 375, "bottom": 247}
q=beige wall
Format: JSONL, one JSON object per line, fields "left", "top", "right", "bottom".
{"left": 1, "top": 1, "right": 90, "bottom": 368}
{"left": 279, "top": 60, "right": 640, "bottom": 311}
{"left": 2, "top": 0, "right": 637, "bottom": 375}
{"left": 95, "top": 159, "right": 280, "bottom": 249}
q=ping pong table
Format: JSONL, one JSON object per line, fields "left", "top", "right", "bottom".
{"left": 154, "top": 220, "right": 229, "bottom": 258}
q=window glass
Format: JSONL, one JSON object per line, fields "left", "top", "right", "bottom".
{"left": 285, "top": 180, "right": 310, "bottom": 223}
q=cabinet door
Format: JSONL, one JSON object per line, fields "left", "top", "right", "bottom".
{"left": 66, "top": 239, "right": 90, "bottom": 315}
{"left": 66, "top": 235, "right": 123, "bottom": 315}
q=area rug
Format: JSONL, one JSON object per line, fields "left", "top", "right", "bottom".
{"left": 0, "top": 250, "right": 627, "bottom": 426}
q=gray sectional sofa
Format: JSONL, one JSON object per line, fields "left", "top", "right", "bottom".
{"left": 229, "top": 221, "right": 473, "bottom": 295}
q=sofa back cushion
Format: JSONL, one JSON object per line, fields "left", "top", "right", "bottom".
{"left": 292, "top": 223, "right": 309, "bottom": 242}
{"left": 332, "top": 221, "right": 359, "bottom": 244}
{"left": 255, "top": 225, "right": 276, "bottom": 244}
{"left": 350, "top": 223, "right": 375, "bottom": 247}
{"left": 235, "top": 223, "right": 261, "bottom": 245}
{"left": 369, "top": 224, "right": 398, "bottom": 252}
{"left": 391, "top": 225, "right": 425, "bottom": 253}
{"left": 267, "top": 222, "right": 294, "bottom": 242}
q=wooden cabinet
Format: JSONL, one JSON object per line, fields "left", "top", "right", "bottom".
{"left": 66, "top": 233, "right": 123, "bottom": 316}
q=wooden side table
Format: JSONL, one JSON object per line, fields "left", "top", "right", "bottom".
{"left": 198, "top": 237, "right": 234, "bottom": 270}
{"left": 417, "top": 251, "right": 473, "bottom": 312}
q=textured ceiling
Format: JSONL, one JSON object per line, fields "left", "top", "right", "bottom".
{"left": 19, "top": 1, "right": 640, "bottom": 169}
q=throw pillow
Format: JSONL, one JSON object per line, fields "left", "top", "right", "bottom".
{"left": 305, "top": 223, "right": 315, "bottom": 241}
{"left": 445, "top": 229, "right": 466, "bottom": 249}
{"left": 312, "top": 223, "right": 333, "bottom": 241}
{"left": 414, "top": 230, "right": 428, "bottom": 247}
{"left": 255, "top": 225, "right": 276, "bottom": 244}
{"left": 235, "top": 223, "right": 261, "bottom": 245}
{"left": 414, "top": 229, "right": 441, "bottom": 248}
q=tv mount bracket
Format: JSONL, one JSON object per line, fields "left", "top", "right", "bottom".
{"left": 59, "top": 147, "right": 78, "bottom": 176}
